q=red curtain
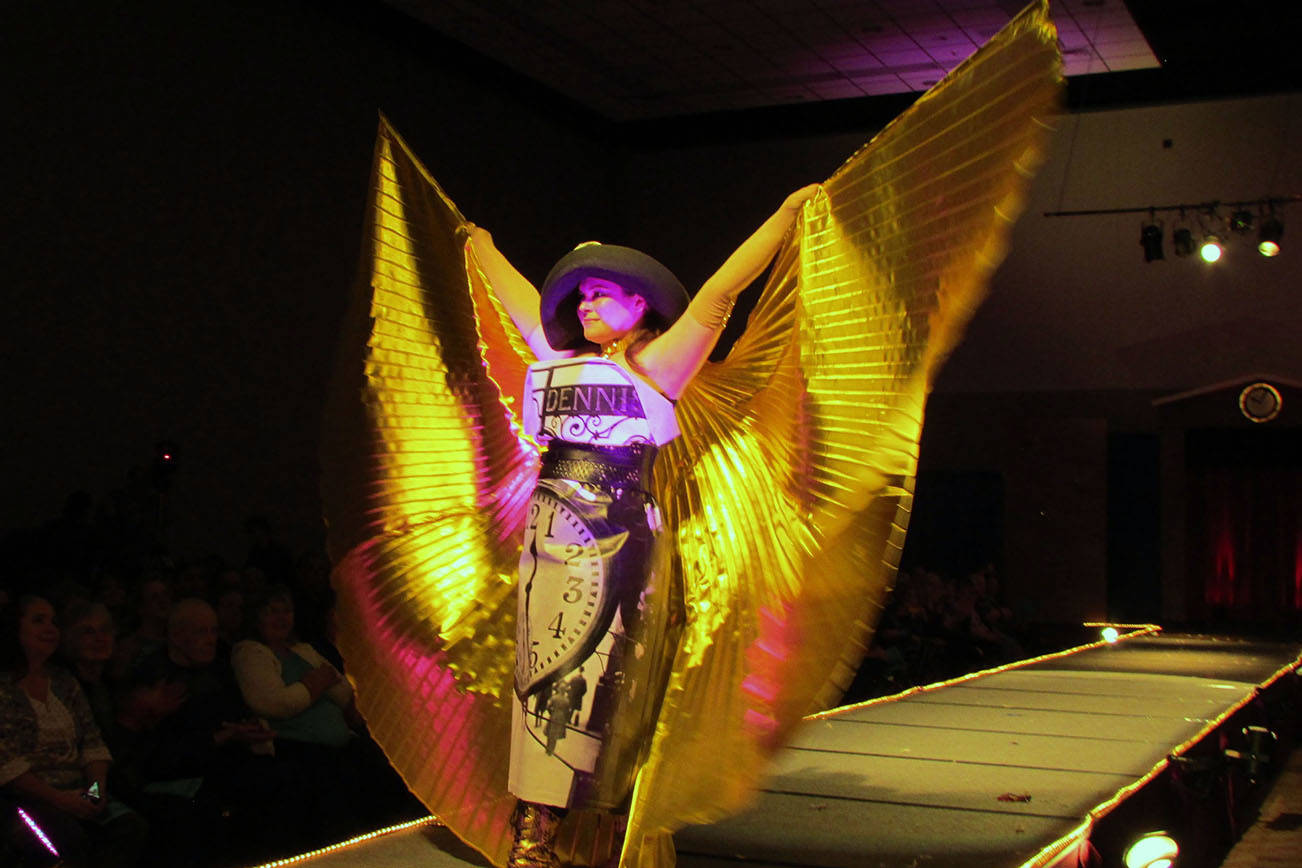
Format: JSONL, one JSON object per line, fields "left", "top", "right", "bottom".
{"left": 1189, "top": 466, "right": 1302, "bottom": 625}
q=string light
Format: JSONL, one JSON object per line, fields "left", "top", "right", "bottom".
{"left": 811, "top": 623, "right": 1161, "bottom": 720}
{"left": 1016, "top": 648, "right": 1302, "bottom": 868}
{"left": 245, "top": 816, "right": 441, "bottom": 868}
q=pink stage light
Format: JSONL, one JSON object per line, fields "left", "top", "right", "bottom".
{"left": 17, "top": 806, "right": 60, "bottom": 858}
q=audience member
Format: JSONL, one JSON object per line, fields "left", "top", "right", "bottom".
{"left": 232, "top": 586, "right": 418, "bottom": 845}
{"left": 0, "top": 595, "right": 147, "bottom": 868}
{"left": 59, "top": 601, "right": 118, "bottom": 735}
{"left": 112, "top": 576, "right": 172, "bottom": 678}
{"left": 0, "top": 488, "right": 438, "bottom": 868}
{"left": 103, "top": 662, "right": 210, "bottom": 868}
{"left": 94, "top": 572, "right": 129, "bottom": 626}
{"left": 130, "top": 598, "right": 297, "bottom": 863}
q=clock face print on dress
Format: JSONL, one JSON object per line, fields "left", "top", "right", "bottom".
{"left": 509, "top": 356, "right": 680, "bottom": 809}
{"left": 516, "top": 485, "right": 616, "bottom": 699}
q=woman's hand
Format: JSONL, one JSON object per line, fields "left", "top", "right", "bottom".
{"left": 640, "top": 180, "right": 828, "bottom": 398}
{"left": 300, "top": 663, "right": 341, "bottom": 701}
{"left": 782, "top": 183, "right": 822, "bottom": 212}
{"left": 51, "top": 787, "right": 106, "bottom": 820}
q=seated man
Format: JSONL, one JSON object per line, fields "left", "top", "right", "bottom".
{"left": 129, "top": 599, "right": 297, "bottom": 864}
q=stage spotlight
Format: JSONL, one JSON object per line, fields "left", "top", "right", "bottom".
{"left": 1124, "top": 832, "right": 1178, "bottom": 868}
{"left": 1101, "top": 627, "right": 1120, "bottom": 644}
{"left": 1172, "top": 226, "right": 1195, "bottom": 257}
{"left": 1229, "top": 209, "right": 1253, "bottom": 233}
{"left": 1258, "top": 214, "right": 1283, "bottom": 257}
{"left": 1199, "top": 233, "right": 1223, "bottom": 263}
{"left": 1139, "top": 222, "right": 1164, "bottom": 261}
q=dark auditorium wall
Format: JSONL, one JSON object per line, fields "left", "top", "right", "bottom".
{"left": 5, "top": 0, "right": 1299, "bottom": 627}
{"left": 3, "top": 0, "right": 617, "bottom": 562}
{"left": 619, "top": 93, "right": 1301, "bottom": 625}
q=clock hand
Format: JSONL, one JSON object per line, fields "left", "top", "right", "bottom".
{"left": 523, "top": 528, "right": 539, "bottom": 618}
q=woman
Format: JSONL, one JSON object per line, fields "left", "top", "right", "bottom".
{"left": 231, "top": 586, "right": 412, "bottom": 844}
{"left": 59, "top": 600, "right": 117, "bottom": 736}
{"left": 0, "top": 594, "right": 146, "bottom": 868}
{"left": 230, "top": 586, "right": 350, "bottom": 748}
{"left": 111, "top": 574, "right": 171, "bottom": 678}
{"left": 469, "top": 183, "right": 819, "bottom": 867}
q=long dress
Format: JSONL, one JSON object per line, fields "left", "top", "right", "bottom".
{"left": 509, "top": 356, "right": 682, "bottom": 811}
{"left": 322, "top": 7, "right": 1061, "bottom": 862}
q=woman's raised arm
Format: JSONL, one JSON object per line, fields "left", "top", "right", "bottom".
{"left": 466, "top": 225, "right": 566, "bottom": 360}
{"left": 636, "top": 184, "right": 821, "bottom": 398}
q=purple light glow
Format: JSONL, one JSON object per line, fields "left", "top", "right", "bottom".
{"left": 17, "top": 807, "right": 60, "bottom": 858}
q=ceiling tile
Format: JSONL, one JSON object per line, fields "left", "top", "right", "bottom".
{"left": 830, "top": 52, "right": 885, "bottom": 73}
{"left": 900, "top": 69, "right": 947, "bottom": 90}
{"left": 853, "top": 72, "right": 909, "bottom": 94}
{"left": 876, "top": 48, "right": 934, "bottom": 67}
{"left": 384, "top": 0, "right": 1175, "bottom": 119}
{"left": 927, "top": 44, "right": 977, "bottom": 64}
{"left": 808, "top": 79, "right": 868, "bottom": 99}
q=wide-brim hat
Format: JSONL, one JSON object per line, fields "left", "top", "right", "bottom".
{"left": 539, "top": 242, "right": 689, "bottom": 353}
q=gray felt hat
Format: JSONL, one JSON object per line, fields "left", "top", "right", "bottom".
{"left": 539, "top": 242, "right": 689, "bottom": 352}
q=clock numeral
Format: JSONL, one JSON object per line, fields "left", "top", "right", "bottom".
{"left": 563, "top": 543, "right": 583, "bottom": 564}
{"left": 529, "top": 641, "right": 539, "bottom": 668}
{"left": 545, "top": 509, "right": 557, "bottom": 538}
{"left": 527, "top": 502, "right": 540, "bottom": 530}
{"left": 548, "top": 612, "right": 565, "bottom": 639}
{"left": 562, "top": 576, "right": 583, "bottom": 603}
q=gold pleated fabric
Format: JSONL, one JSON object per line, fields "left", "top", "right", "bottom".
{"left": 320, "top": 120, "right": 538, "bottom": 867}
{"left": 620, "top": 5, "right": 1060, "bottom": 864}
{"left": 321, "top": 3, "right": 1060, "bottom": 867}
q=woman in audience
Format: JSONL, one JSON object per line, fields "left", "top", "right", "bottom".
{"left": 231, "top": 586, "right": 350, "bottom": 748}
{"left": 231, "top": 586, "right": 412, "bottom": 844}
{"left": 59, "top": 600, "right": 117, "bottom": 735}
{"left": 0, "top": 594, "right": 146, "bottom": 867}
{"left": 111, "top": 574, "right": 172, "bottom": 677}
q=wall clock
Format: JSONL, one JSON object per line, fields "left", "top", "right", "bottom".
{"left": 1238, "top": 382, "right": 1282, "bottom": 423}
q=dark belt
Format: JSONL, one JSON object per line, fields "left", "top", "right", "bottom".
{"left": 540, "top": 442, "right": 657, "bottom": 491}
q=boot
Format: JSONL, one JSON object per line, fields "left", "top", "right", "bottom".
{"left": 508, "top": 800, "right": 564, "bottom": 868}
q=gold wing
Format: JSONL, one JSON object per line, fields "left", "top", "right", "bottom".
{"left": 622, "top": 3, "right": 1062, "bottom": 864}
{"left": 320, "top": 116, "right": 538, "bottom": 867}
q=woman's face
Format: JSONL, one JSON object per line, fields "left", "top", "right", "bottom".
{"left": 257, "top": 597, "right": 295, "bottom": 645}
{"left": 19, "top": 598, "right": 60, "bottom": 666}
{"left": 576, "top": 277, "right": 647, "bottom": 346}
{"left": 64, "top": 609, "right": 115, "bottom": 664}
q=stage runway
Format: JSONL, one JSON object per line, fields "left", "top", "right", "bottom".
{"left": 258, "top": 631, "right": 1301, "bottom": 868}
